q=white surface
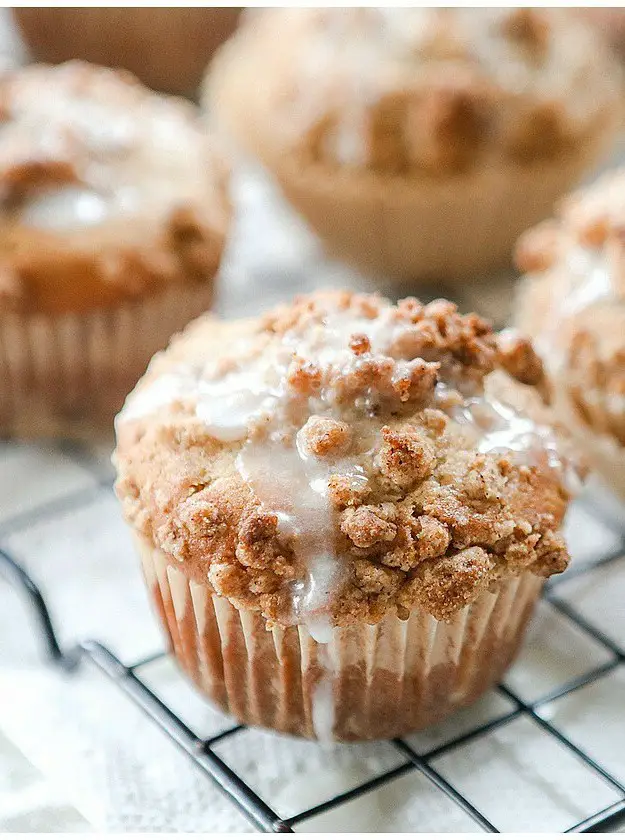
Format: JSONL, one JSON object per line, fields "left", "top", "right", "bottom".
{"left": 432, "top": 716, "right": 620, "bottom": 832}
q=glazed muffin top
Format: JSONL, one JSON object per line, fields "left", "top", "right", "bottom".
{"left": 0, "top": 61, "right": 230, "bottom": 315}
{"left": 517, "top": 167, "right": 625, "bottom": 446}
{"left": 115, "top": 291, "right": 578, "bottom": 637}
{"left": 210, "top": 9, "right": 621, "bottom": 175}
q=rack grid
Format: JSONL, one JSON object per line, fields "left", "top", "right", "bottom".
{"left": 1, "top": 444, "right": 625, "bottom": 833}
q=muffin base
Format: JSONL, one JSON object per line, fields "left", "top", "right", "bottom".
{"left": 137, "top": 536, "right": 542, "bottom": 742}
{"left": 273, "top": 149, "right": 611, "bottom": 283}
{"left": 0, "top": 284, "right": 215, "bottom": 440}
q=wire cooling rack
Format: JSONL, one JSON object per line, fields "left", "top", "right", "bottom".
{"left": 1, "top": 442, "right": 625, "bottom": 833}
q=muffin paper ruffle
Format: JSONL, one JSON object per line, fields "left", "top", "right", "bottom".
{"left": 273, "top": 145, "right": 611, "bottom": 283}
{"left": 137, "top": 535, "right": 543, "bottom": 742}
{"left": 0, "top": 283, "right": 215, "bottom": 439}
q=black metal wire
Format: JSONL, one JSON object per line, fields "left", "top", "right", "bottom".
{"left": 393, "top": 737, "right": 500, "bottom": 832}
{"left": 283, "top": 762, "right": 415, "bottom": 828}
{"left": 0, "top": 548, "right": 73, "bottom": 668}
{"left": 2, "top": 498, "right": 625, "bottom": 833}
{"left": 568, "top": 800, "right": 625, "bottom": 833}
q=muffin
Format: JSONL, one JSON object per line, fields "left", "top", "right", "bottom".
{"left": 14, "top": 8, "right": 242, "bottom": 97}
{"left": 516, "top": 167, "right": 625, "bottom": 501}
{"left": 0, "top": 61, "right": 230, "bottom": 438}
{"left": 115, "top": 290, "right": 578, "bottom": 741}
{"left": 206, "top": 9, "right": 622, "bottom": 283}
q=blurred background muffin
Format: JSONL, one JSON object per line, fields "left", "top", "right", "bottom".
{"left": 516, "top": 166, "right": 625, "bottom": 500}
{"left": 0, "top": 61, "right": 230, "bottom": 438}
{"left": 14, "top": 7, "right": 242, "bottom": 97}
{"left": 207, "top": 9, "right": 622, "bottom": 285}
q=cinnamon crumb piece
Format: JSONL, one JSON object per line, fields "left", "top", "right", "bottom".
{"left": 341, "top": 503, "right": 397, "bottom": 548}
{"left": 515, "top": 221, "right": 561, "bottom": 274}
{"left": 530, "top": 530, "right": 569, "bottom": 576}
{"left": 287, "top": 356, "right": 322, "bottom": 395}
{"left": 351, "top": 556, "right": 404, "bottom": 596}
{"left": 235, "top": 509, "right": 288, "bottom": 572}
{"left": 405, "top": 546, "right": 494, "bottom": 621}
{"left": 412, "top": 514, "right": 451, "bottom": 562}
{"left": 349, "top": 333, "right": 371, "bottom": 355}
{"left": 497, "top": 328, "right": 550, "bottom": 400}
{"left": 328, "top": 473, "right": 370, "bottom": 508}
{"left": 299, "top": 415, "right": 352, "bottom": 458}
{"left": 378, "top": 425, "right": 436, "bottom": 490}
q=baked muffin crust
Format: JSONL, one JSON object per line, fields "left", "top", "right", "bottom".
{"left": 215, "top": 9, "right": 621, "bottom": 176}
{"left": 115, "top": 292, "right": 576, "bottom": 636}
{"left": 0, "top": 61, "right": 230, "bottom": 315}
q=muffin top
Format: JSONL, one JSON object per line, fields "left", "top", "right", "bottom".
{"left": 517, "top": 167, "right": 625, "bottom": 445}
{"left": 115, "top": 291, "right": 576, "bottom": 637}
{"left": 210, "top": 8, "right": 621, "bottom": 175}
{"left": 0, "top": 61, "right": 230, "bottom": 314}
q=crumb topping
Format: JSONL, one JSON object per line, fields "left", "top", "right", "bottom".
{"left": 227, "top": 8, "right": 621, "bottom": 174}
{"left": 516, "top": 167, "right": 625, "bottom": 445}
{"left": 0, "top": 61, "right": 230, "bottom": 313}
{"left": 116, "top": 291, "right": 576, "bottom": 631}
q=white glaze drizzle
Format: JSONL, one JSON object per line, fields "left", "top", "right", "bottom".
{"left": 310, "top": 662, "right": 336, "bottom": 742}
{"left": 536, "top": 245, "right": 614, "bottom": 373}
{"left": 20, "top": 186, "right": 112, "bottom": 231}
{"left": 531, "top": 239, "right": 621, "bottom": 473}
{"left": 436, "top": 379, "right": 568, "bottom": 488}
{"left": 5, "top": 65, "right": 214, "bottom": 232}
{"left": 19, "top": 184, "right": 144, "bottom": 231}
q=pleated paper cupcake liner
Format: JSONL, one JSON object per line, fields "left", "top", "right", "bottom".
{"left": 137, "top": 535, "right": 543, "bottom": 742}
{"left": 0, "top": 283, "right": 214, "bottom": 439}
{"left": 272, "top": 142, "right": 612, "bottom": 283}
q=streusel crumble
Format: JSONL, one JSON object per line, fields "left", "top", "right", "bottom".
{"left": 517, "top": 167, "right": 625, "bottom": 499}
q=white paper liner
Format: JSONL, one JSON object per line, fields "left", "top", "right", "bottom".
{"left": 0, "top": 283, "right": 214, "bottom": 439}
{"left": 274, "top": 154, "right": 609, "bottom": 283}
{"left": 136, "top": 536, "right": 543, "bottom": 742}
